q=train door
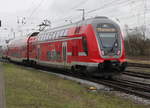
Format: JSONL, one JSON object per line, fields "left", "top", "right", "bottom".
{"left": 62, "top": 42, "right": 67, "bottom": 68}
{"left": 37, "top": 45, "right": 41, "bottom": 63}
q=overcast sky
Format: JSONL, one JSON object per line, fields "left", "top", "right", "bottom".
{"left": 0, "top": 0, "right": 150, "bottom": 44}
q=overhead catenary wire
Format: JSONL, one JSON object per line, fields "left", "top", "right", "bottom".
{"left": 26, "top": 0, "right": 149, "bottom": 31}
{"left": 28, "top": 0, "right": 46, "bottom": 19}
{"left": 51, "top": 0, "right": 122, "bottom": 23}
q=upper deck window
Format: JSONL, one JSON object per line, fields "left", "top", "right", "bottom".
{"left": 64, "top": 29, "right": 68, "bottom": 36}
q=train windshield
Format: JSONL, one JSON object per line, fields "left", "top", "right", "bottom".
{"left": 96, "top": 23, "right": 121, "bottom": 57}
{"left": 97, "top": 33, "right": 117, "bottom": 48}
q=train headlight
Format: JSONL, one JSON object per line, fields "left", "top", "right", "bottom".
{"left": 101, "top": 50, "right": 104, "bottom": 56}
{"left": 117, "top": 50, "right": 120, "bottom": 55}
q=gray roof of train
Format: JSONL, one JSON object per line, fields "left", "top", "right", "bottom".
{"left": 40, "top": 16, "right": 119, "bottom": 33}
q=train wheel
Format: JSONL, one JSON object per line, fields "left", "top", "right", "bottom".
{"left": 71, "top": 66, "right": 76, "bottom": 74}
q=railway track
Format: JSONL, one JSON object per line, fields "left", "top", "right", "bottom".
{"left": 123, "top": 71, "right": 150, "bottom": 79}
{"left": 92, "top": 79, "right": 150, "bottom": 99}
{"left": 128, "top": 62, "right": 150, "bottom": 68}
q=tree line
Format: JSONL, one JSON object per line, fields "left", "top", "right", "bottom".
{"left": 124, "top": 25, "right": 150, "bottom": 57}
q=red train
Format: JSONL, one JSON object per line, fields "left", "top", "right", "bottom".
{"left": 3, "top": 16, "right": 127, "bottom": 77}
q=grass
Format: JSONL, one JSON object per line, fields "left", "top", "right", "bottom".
{"left": 2, "top": 63, "right": 150, "bottom": 108}
{"left": 126, "top": 57, "right": 150, "bottom": 65}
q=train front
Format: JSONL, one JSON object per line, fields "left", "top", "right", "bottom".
{"left": 92, "top": 17, "right": 127, "bottom": 76}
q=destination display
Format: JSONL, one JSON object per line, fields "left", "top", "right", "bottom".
{"left": 96, "top": 28, "right": 116, "bottom": 32}
{"left": 96, "top": 24, "right": 117, "bottom": 32}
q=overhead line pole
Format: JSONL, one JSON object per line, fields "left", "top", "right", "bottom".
{"left": 77, "top": 9, "right": 85, "bottom": 21}
{"left": 143, "top": 0, "right": 147, "bottom": 38}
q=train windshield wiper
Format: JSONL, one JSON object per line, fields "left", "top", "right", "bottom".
{"left": 110, "top": 34, "right": 118, "bottom": 52}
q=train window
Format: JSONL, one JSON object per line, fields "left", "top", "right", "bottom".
{"left": 48, "top": 33, "right": 51, "bottom": 39}
{"left": 50, "top": 32, "right": 53, "bottom": 39}
{"left": 49, "top": 32, "right": 53, "bottom": 39}
{"left": 64, "top": 29, "right": 68, "bottom": 36}
{"left": 42, "top": 34, "right": 45, "bottom": 40}
{"left": 58, "top": 31, "right": 62, "bottom": 38}
{"left": 42, "top": 36, "right": 44, "bottom": 41}
{"left": 56, "top": 51, "right": 61, "bottom": 60}
{"left": 49, "top": 33, "right": 51, "bottom": 39}
{"left": 47, "top": 51, "right": 51, "bottom": 60}
{"left": 39, "top": 35, "right": 42, "bottom": 40}
{"left": 62, "top": 30, "right": 64, "bottom": 36}
{"left": 49, "top": 35, "right": 51, "bottom": 40}
{"left": 54, "top": 32, "right": 57, "bottom": 39}
{"left": 60, "top": 30, "right": 64, "bottom": 37}
{"left": 82, "top": 36, "right": 88, "bottom": 55}
{"left": 49, "top": 32, "right": 52, "bottom": 37}
{"left": 47, "top": 33, "right": 50, "bottom": 40}
{"left": 55, "top": 31, "right": 59, "bottom": 39}
{"left": 51, "top": 32, "right": 54, "bottom": 39}
{"left": 44, "top": 36, "right": 46, "bottom": 40}
{"left": 40, "top": 36, "right": 43, "bottom": 41}
{"left": 45, "top": 35, "right": 48, "bottom": 40}
{"left": 37, "top": 36, "right": 40, "bottom": 41}
{"left": 38, "top": 35, "right": 41, "bottom": 40}
{"left": 51, "top": 32, "right": 54, "bottom": 37}
{"left": 56, "top": 31, "right": 59, "bottom": 38}
{"left": 75, "top": 26, "right": 81, "bottom": 34}
{"left": 57, "top": 31, "right": 60, "bottom": 38}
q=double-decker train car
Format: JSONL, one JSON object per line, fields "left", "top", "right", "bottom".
{"left": 6, "top": 16, "right": 127, "bottom": 77}
{"left": 7, "top": 32, "right": 39, "bottom": 63}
